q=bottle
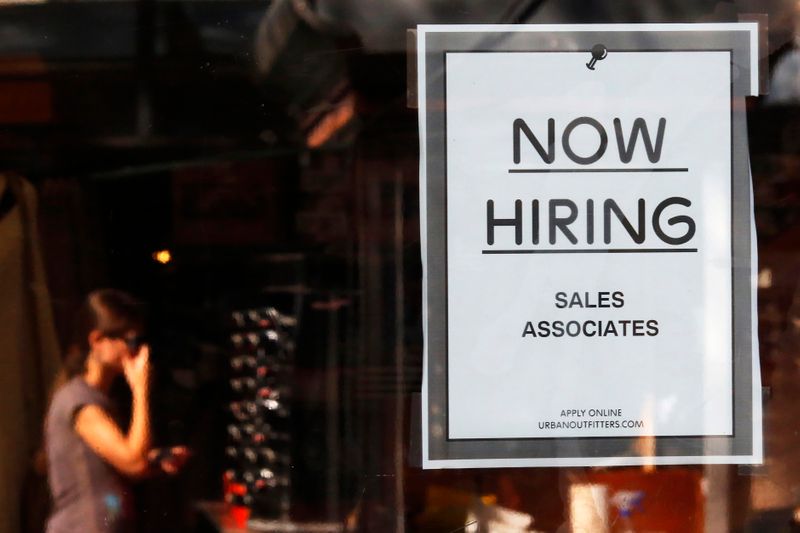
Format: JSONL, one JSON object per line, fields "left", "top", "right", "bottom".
{"left": 224, "top": 446, "right": 239, "bottom": 460}
{"left": 259, "top": 398, "right": 290, "bottom": 418}
{"left": 247, "top": 309, "right": 273, "bottom": 329}
{"left": 230, "top": 377, "right": 257, "bottom": 393}
{"left": 255, "top": 360, "right": 292, "bottom": 378}
{"left": 251, "top": 422, "right": 291, "bottom": 445}
{"left": 227, "top": 424, "right": 244, "bottom": 442}
{"left": 230, "top": 311, "right": 246, "bottom": 329}
{"left": 230, "top": 355, "right": 257, "bottom": 371}
{"left": 223, "top": 468, "right": 241, "bottom": 483}
{"left": 229, "top": 402, "right": 248, "bottom": 422}
{"left": 243, "top": 401, "right": 259, "bottom": 417}
{"left": 250, "top": 468, "right": 290, "bottom": 490}
{"left": 256, "top": 386, "right": 289, "bottom": 401}
{"left": 258, "top": 447, "right": 291, "bottom": 466}
{"left": 230, "top": 333, "right": 245, "bottom": 349}
{"left": 242, "top": 447, "right": 259, "bottom": 464}
{"left": 262, "top": 307, "right": 298, "bottom": 328}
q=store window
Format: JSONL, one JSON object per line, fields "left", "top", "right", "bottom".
{"left": 0, "top": 2, "right": 798, "bottom": 532}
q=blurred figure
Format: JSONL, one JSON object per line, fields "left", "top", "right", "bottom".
{"left": 769, "top": 2, "right": 800, "bottom": 104}
{"left": 44, "top": 290, "right": 188, "bottom": 533}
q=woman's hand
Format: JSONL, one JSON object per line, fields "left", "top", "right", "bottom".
{"left": 122, "top": 344, "right": 151, "bottom": 392}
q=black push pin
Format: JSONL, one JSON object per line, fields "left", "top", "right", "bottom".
{"left": 586, "top": 44, "right": 608, "bottom": 70}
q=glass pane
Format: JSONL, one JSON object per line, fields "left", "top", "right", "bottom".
{"left": 0, "top": 2, "right": 797, "bottom": 532}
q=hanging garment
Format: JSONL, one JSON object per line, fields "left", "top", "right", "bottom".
{"left": 0, "top": 174, "right": 61, "bottom": 533}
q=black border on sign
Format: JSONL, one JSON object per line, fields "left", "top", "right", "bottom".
{"left": 442, "top": 50, "right": 735, "bottom": 442}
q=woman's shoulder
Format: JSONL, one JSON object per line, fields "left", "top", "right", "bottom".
{"left": 49, "top": 377, "right": 108, "bottom": 419}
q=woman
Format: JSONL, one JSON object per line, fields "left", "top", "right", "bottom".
{"left": 45, "top": 289, "right": 188, "bottom": 533}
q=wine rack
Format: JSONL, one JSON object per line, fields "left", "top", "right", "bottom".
{"left": 224, "top": 306, "right": 296, "bottom": 519}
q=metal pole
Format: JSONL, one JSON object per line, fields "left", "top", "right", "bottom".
{"left": 393, "top": 169, "right": 406, "bottom": 533}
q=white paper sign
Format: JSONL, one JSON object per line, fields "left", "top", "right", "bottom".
{"left": 419, "top": 24, "right": 762, "bottom": 468}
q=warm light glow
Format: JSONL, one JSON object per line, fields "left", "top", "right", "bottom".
{"left": 758, "top": 267, "right": 773, "bottom": 289}
{"left": 306, "top": 93, "right": 356, "bottom": 148}
{"left": 153, "top": 249, "right": 172, "bottom": 264}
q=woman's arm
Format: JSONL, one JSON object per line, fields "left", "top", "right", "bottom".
{"left": 74, "top": 347, "right": 152, "bottom": 478}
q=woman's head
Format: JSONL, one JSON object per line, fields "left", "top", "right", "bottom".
{"left": 65, "top": 289, "right": 146, "bottom": 378}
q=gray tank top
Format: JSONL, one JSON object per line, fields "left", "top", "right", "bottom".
{"left": 45, "top": 377, "right": 134, "bottom": 533}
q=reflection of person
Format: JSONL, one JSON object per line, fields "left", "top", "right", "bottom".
{"left": 44, "top": 290, "right": 189, "bottom": 533}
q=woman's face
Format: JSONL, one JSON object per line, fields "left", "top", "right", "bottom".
{"left": 90, "top": 328, "right": 141, "bottom": 371}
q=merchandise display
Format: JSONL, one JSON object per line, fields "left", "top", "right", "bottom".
{"left": 224, "top": 307, "right": 296, "bottom": 520}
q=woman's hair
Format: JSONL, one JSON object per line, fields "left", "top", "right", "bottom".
{"left": 61, "top": 289, "right": 146, "bottom": 379}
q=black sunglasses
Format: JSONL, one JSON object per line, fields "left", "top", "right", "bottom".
{"left": 125, "top": 335, "right": 147, "bottom": 353}
{"left": 101, "top": 329, "right": 147, "bottom": 353}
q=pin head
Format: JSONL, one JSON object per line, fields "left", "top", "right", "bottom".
{"left": 591, "top": 44, "right": 608, "bottom": 61}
